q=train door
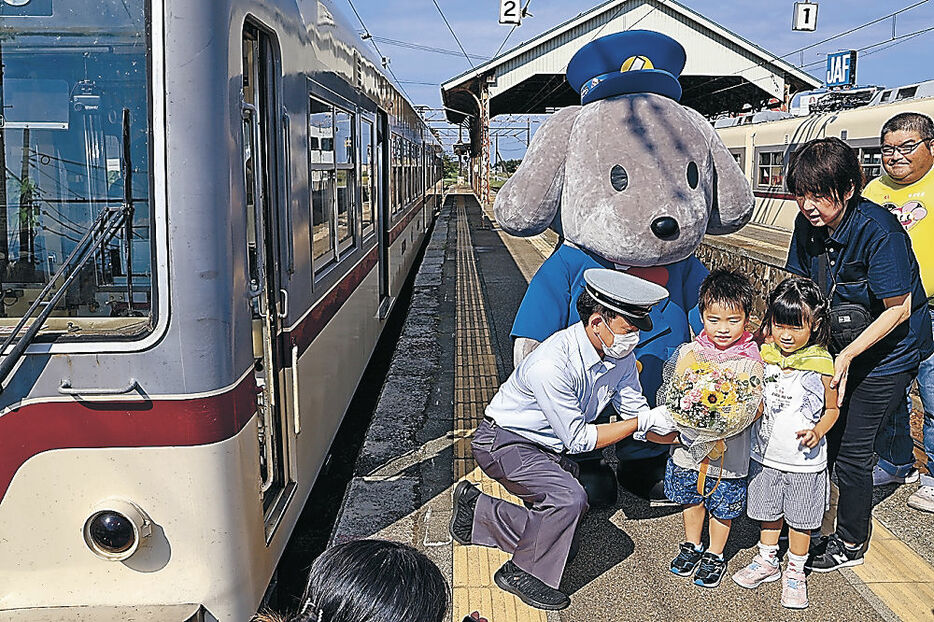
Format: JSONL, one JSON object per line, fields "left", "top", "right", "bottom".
{"left": 376, "top": 110, "right": 392, "bottom": 318}
{"left": 241, "top": 24, "right": 295, "bottom": 537}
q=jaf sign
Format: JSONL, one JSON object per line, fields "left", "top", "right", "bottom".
{"left": 499, "top": 0, "right": 521, "bottom": 26}
{"left": 826, "top": 50, "right": 857, "bottom": 87}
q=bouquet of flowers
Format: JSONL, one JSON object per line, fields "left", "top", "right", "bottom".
{"left": 659, "top": 343, "right": 764, "bottom": 464}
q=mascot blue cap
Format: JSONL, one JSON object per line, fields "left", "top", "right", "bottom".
{"left": 567, "top": 30, "right": 686, "bottom": 105}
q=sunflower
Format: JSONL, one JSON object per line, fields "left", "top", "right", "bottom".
{"left": 701, "top": 388, "right": 721, "bottom": 406}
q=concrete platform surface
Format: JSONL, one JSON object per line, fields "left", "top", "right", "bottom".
{"left": 333, "top": 189, "right": 934, "bottom": 622}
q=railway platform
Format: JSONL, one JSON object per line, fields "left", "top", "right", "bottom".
{"left": 332, "top": 188, "right": 934, "bottom": 622}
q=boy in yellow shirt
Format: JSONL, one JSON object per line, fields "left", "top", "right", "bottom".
{"left": 863, "top": 112, "right": 934, "bottom": 512}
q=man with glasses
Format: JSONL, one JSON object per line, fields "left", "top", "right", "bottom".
{"left": 863, "top": 112, "right": 934, "bottom": 513}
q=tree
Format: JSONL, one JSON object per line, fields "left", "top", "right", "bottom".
{"left": 443, "top": 154, "right": 459, "bottom": 180}
{"left": 502, "top": 158, "right": 522, "bottom": 174}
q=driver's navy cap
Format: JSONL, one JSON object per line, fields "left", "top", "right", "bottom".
{"left": 567, "top": 30, "right": 686, "bottom": 105}
{"left": 583, "top": 268, "right": 669, "bottom": 332}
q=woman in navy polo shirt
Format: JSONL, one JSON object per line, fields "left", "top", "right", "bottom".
{"left": 784, "top": 137, "right": 934, "bottom": 572}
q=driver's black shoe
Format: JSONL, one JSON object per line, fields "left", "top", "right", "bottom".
{"left": 450, "top": 480, "right": 480, "bottom": 545}
{"left": 493, "top": 561, "right": 570, "bottom": 610}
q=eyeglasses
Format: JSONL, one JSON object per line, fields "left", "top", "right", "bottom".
{"left": 881, "top": 139, "right": 931, "bottom": 157}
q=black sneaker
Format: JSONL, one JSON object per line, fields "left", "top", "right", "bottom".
{"left": 493, "top": 561, "right": 570, "bottom": 610}
{"left": 806, "top": 533, "right": 864, "bottom": 573}
{"left": 449, "top": 480, "right": 480, "bottom": 545}
{"left": 693, "top": 552, "right": 727, "bottom": 588}
{"left": 670, "top": 542, "right": 706, "bottom": 577}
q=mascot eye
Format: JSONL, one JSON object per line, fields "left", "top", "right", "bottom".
{"left": 687, "top": 161, "right": 699, "bottom": 189}
{"left": 610, "top": 165, "right": 629, "bottom": 192}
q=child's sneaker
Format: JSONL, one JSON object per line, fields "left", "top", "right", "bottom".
{"left": 670, "top": 542, "right": 705, "bottom": 576}
{"left": 781, "top": 568, "right": 809, "bottom": 609}
{"left": 693, "top": 552, "right": 727, "bottom": 588}
{"left": 731, "top": 554, "right": 781, "bottom": 588}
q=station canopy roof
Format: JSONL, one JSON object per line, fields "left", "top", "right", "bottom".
{"left": 441, "top": 0, "right": 821, "bottom": 123}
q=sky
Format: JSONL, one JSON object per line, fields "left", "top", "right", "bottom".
{"left": 333, "top": 0, "right": 934, "bottom": 156}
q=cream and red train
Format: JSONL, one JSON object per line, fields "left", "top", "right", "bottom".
{"left": 716, "top": 85, "right": 934, "bottom": 232}
{"left": 0, "top": 0, "right": 441, "bottom": 619}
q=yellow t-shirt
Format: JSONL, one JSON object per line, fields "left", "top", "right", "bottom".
{"left": 863, "top": 165, "right": 934, "bottom": 301}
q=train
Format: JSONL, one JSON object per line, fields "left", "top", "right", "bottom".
{"left": 715, "top": 83, "right": 934, "bottom": 232}
{"left": 0, "top": 0, "right": 442, "bottom": 620}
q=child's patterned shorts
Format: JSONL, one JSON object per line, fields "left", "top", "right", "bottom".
{"left": 664, "top": 458, "right": 747, "bottom": 520}
{"left": 746, "top": 460, "right": 829, "bottom": 530}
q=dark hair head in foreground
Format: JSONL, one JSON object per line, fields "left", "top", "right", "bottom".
{"left": 254, "top": 539, "right": 449, "bottom": 622}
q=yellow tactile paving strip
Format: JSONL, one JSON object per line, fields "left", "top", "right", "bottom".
{"left": 452, "top": 193, "right": 547, "bottom": 622}
{"left": 854, "top": 520, "right": 934, "bottom": 622}
{"left": 821, "top": 484, "right": 934, "bottom": 621}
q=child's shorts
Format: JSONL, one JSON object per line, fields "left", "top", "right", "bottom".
{"left": 664, "top": 458, "right": 747, "bottom": 520}
{"left": 746, "top": 460, "right": 830, "bottom": 531}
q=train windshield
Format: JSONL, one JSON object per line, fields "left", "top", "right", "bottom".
{"left": 0, "top": 0, "right": 153, "bottom": 339}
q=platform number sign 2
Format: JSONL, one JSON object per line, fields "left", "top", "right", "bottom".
{"left": 500, "top": 0, "right": 521, "bottom": 26}
{"left": 793, "top": 2, "right": 818, "bottom": 31}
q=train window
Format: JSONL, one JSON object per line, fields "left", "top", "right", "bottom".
{"left": 309, "top": 95, "right": 357, "bottom": 269}
{"left": 309, "top": 98, "right": 333, "bottom": 165}
{"left": 311, "top": 170, "right": 335, "bottom": 266}
{"left": 336, "top": 169, "right": 354, "bottom": 250}
{"left": 0, "top": 0, "right": 155, "bottom": 338}
{"left": 880, "top": 90, "right": 892, "bottom": 103}
{"left": 757, "top": 151, "right": 784, "bottom": 188}
{"left": 392, "top": 136, "right": 403, "bottom": 214}
{"left": 334, "top": 109, "right": 353, "bottom": 164}
{"left": 360, "top": 119, "right": 375, "bottom": 236}
{"left": 860, "top": 148, "right": 883, "bottom": 181}
{"left": 896, "top": 86, "right": 918, "bottom": 100}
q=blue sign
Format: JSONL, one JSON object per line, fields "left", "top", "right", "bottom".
{"left": 826, "top": 50, "right": 857, "bottom": 87}
{"left": 0, "top": 0, "right": 52, "bottom": 17}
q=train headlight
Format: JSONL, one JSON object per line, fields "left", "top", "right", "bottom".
{"left": 83, "top": 499, "right": 152, "bottom": 561}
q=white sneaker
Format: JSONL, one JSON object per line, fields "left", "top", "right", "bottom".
{"left": 907, "top": 485, "right": 934, "bottom": 513}
{"left": 872, "top": 465, "right": 920, "bottom": 486}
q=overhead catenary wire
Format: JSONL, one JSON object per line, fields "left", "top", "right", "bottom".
{"left": 368, "top": 35, "right": 489, "bottom": 61}
{"left": 703, "top": 23, "right": 934, "bottom": 100}
{"left": 493, "top": 0, "right": 533, "bottom": 58}
{"left": 798, "top": 24, "right": 934, "bottom": 70}
{"left": 681, "top": 0, "right": 931, "bottom": 98}
{"left": 431, "top": 0, "right": 474, "bottom": 69}
{"left": 345, "top": 0, "right": 413, "bottom": 101}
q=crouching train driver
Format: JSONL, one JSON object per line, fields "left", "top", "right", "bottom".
{"left": 449, "top": 269, "right": 677, "bottom": 610}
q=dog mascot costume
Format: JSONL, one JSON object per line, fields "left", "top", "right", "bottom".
{"left": 494, "top": 31, "right": 754, "bottom": 505}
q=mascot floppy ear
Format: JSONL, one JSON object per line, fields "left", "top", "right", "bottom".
{"left": 682, "top": 106, "right": 754, "bottom": 235}
{"left": 493, "top": 105, "right": 581, "bottom": 236}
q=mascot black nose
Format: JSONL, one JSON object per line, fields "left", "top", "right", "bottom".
{"left": 651, "top": 216, "right": 680, "bottom": 240}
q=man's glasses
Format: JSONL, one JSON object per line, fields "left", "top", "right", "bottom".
{"left": 881, "top": 139, "right": 931, "bottom": 157}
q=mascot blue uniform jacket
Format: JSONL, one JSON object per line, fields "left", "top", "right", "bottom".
{"left": 511, "top": 244, "right": 706, "bottom": 459}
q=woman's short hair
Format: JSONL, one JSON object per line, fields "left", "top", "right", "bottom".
{"left": 760, "top": 276, "right": 830, "bottom": 348}
{"left": 786, "top": 137, "right": 864, "bottom": 209}
{"left": 289, "top": 539, "right": 449, "bottom": 622}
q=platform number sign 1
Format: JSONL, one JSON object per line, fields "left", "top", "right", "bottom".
{"left": 793, "top": 2, "right": 818, "bottom": 31}
{"left": 500, "top": 0, "right": 521, "bottom": 26}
